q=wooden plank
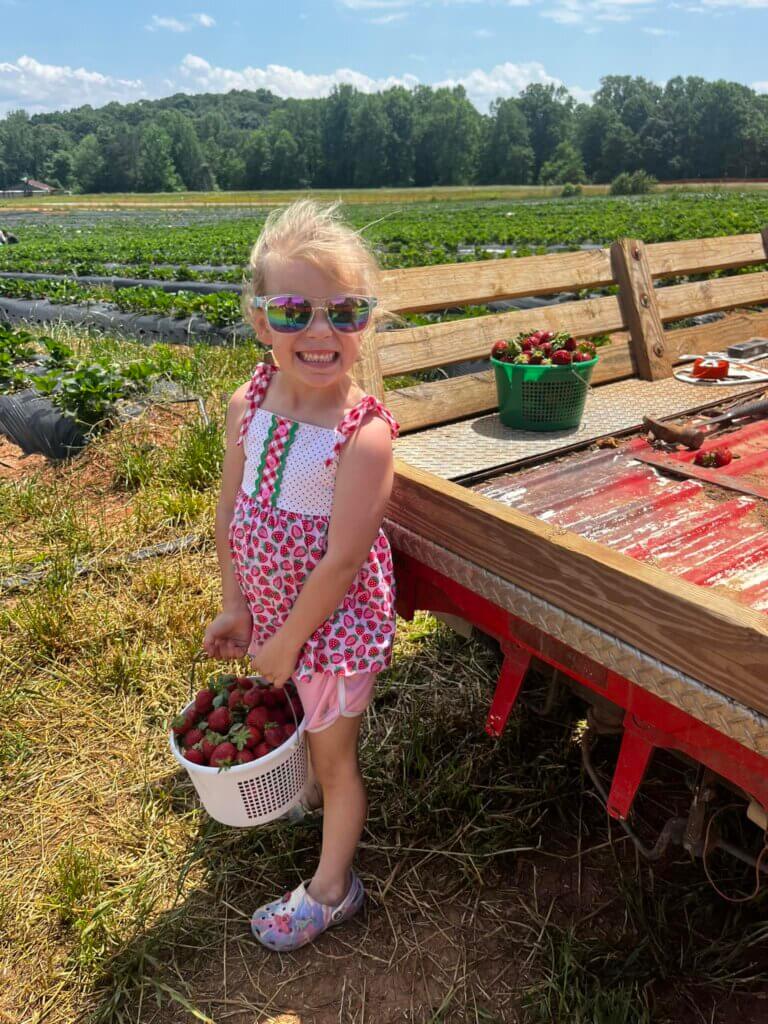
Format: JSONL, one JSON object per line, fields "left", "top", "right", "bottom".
{"left": 352, "top": 328, "right": 386, "bottom": 399}
{"left": 378, "top": 234, "right": 768, "bottom": 315}
{"left": 379, "top": 249, "right": 614, "bottom": 313}
{"left": 666, "top": 310, "right": 768, "bottom": 359}
{"left": 655, "top": 271, "right": 768, "bottom": 321}
{"left": 389, "top": 460, "right": 768, "bottom": 715}
{"left": 646, "top": 234, "right": 767, "bottom": 278}
{"left": 377, "top": 294, "right": 625, "bottom": 376}
{"left": 387, "top": 332, "right": 634, "bottom": 433}
{"left": 611, "top": 238, "right": 674, "bottom": 380}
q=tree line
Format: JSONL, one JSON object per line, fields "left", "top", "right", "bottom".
{"left": 1, "top": 75, "right": 767, "bottom": 193}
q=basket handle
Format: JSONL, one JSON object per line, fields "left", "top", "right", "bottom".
{"left": 189, "top": 650, "right": 303, "bottom": 750}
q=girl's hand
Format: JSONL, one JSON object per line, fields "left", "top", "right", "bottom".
{"left": 250, "top": 633, "right": 302, "bottom": 689}
{"left": 203, "top": 605, "right": 253, "bottom": 661}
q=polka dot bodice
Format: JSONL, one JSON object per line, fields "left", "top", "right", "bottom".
{"left": 228, "top": 363, "right": 400, "bottom": 683}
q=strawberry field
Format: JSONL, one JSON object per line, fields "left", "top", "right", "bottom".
{"left": 2, "top": 191, "right": 768, "bottom": 1023}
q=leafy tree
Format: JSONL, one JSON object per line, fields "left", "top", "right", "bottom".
{"left": 539, "top": 142, "right": 586, "bottom": 185}
{"left": 1, "top": 110, "right": 35, "bottom": 183}
{"left": 518, "top": 84, "right": 575, "bottom": 179}
{"left": 135, "top": 124, "right": 181, "bottom": 192}
{"left": 480, "top": 98, "right": 534, "bottom": 183}
{"left": 72, "top": 134, "right": 105, "bottom": 193}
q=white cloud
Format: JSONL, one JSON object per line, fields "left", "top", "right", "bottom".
{"left": 700, "top": 0, "right": 768, "bottom": 6}
{"left": 178, "top": 54, "right": 420, "bottom": 99}
{"left": 473, "top": 27, "right": 494, "bottom": 35}
{"left": 753, "top": 81, "right": 768, "bottom": 93}
{"left": 0, "top": 54, "right": 145, "bottom": 115}
{"left": 146, "top": 12, "right": 217, "bottom": 32}
{"left": 370, "top": 11, "right": 409, "bottom": 21}
{"left": 643, "top": 25, "right": 675, "bottom": 32}
{"left": 541, "top": 0, "right": 651, "bottom": 22}
{"left": 177, "top": 54, "right": 590, "bottom": 111}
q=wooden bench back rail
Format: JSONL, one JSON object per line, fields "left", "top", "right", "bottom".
{"left": 361, "top": 229, "right": 768, "bottom": 434}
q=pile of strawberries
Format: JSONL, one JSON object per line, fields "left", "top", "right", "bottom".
{"left": 171, "top": 672, "right": 303, "bottom": 769}
{"left": 491, "top": 330, "right": 597, "bottom": 366}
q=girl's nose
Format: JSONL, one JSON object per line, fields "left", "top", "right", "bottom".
{"left": 308, "top": 307, "right": 334, "bottom": 336}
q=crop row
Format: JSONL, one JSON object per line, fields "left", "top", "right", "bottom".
{"left": 3, "top": 193, "right": 768, "bottom": 280}
{"left": 0, "top": 278, "right": 243, "bottom": 327}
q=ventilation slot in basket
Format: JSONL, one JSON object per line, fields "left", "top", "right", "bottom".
{"left": 521, "top": 378, "right": 587, "bottom": 424}
{"left": 237, "top": 743, "right": 307, "bottom": 819}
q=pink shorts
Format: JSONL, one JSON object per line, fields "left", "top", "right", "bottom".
{"left": 292, "top": 671, "right": 378, "bottom": 733}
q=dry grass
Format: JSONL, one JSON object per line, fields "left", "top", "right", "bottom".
{"left": 1, "top": 328, "right": 767, "bottom": 1024}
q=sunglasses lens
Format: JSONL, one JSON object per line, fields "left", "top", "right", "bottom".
{"left": 266, "top": 295, "right": 313, "bottom": 332}
{"left": 327, "top": 296, "right": 372, "bottom": 333}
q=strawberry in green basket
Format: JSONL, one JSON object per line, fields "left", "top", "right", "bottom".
{"left": 513, "top": 353, "right": 531, "bottom": 365}
{"left": 552, "top": 349, "right": 572, "bottom": 365}
{"left": 579, "top": 340, "right": 597, "bottom": 359}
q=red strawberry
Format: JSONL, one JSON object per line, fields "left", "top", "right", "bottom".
{"left": 194, "top": 689, "right": 214, "bottom": 714}
{"left": 246, "top": 706, "right": 271, "bottom": 729}
{"left": 283, "top": 723, "right": 297, "bottom": 740}
{"left": 540, "top": 330, "right": 555, "bottom": 343}
{"left": 235, "top": 676, "right": 253, "bottom": 690}
{"left": 264, "top": 724, "right": 283, "bottom": 749}
{"left": 564, "top": 336, "right": 577, "bottom": 352}
{"left": 244, "top": 725, "right": 262, "bottom": 749}
{"left": 171, "top": 707, "right": 197, "bottom": 737}
{"left": 270, "top": 708, "right": 287, "bottom": 726}
{"left": 491, "top": 340, "right": 508, "bottom": 360}
{"left": 540, "top": 342, "right": 553, "bottom": 357}
{"left": 236, "top": 750, "right": 255, "bottom": 764}
{"left": 182, "top": 728, "right": 205, "bottom": 749}
{"left": 254, "top": 742, "right": 271, "bottom": 758}
{"left": 184, "top": 748, "right": 205, "bottom": 765}
{"left": 572, "top": 351, "right": 589, "bottom": 363}
{"left": 262, "top": 689, "right": 277, "bottom": 708}
{"left": 228, "top": 689, "right": 245, "bottom": 711}
{"left": 209, "top": 742, "right": 237, "bottom": 768}
{"left": 520, "top": 338, "right": 533, "bottom": 352}
{"left": 207, "top": 707, "right": 231, "bottom": 734}
{"left": 552, "top": 349, "right": 572, "bottom": 365}
{"left": 529, "top": 349, "right": 544, "bottom": 365}
{"left": 200, "top": 734, "right": 223, "bottom": 760}
{"left": 243, "top": 687, "right": 262, "bottom": 708}
{"left": 694, "top": 447, "right": 733, "bottom": 468}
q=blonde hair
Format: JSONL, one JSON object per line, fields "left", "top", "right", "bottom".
{"left": 242, "top": 199, "right": 381, "bottom": 321}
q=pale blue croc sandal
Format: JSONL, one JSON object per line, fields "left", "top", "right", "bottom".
{"left": 251, "top": 870, "right": 365, "bottom": 951}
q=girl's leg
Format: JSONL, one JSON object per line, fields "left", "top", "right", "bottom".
{"left": 305, "top": 713, "right": 366, "bottom": 907}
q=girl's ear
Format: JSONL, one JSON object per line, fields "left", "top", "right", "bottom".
{"left": 249, "top": 308, "right": 272, "bottom": 347}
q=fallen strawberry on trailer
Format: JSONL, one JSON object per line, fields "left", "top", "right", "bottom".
{"left": 694, "top": 447, "right": 734, "bottom": 468}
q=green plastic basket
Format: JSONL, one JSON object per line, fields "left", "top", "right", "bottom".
{"left": 491, "top": 355, "right": 598, "bottom": 431}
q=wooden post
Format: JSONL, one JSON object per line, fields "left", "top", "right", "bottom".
{"left": 352, "top": 329, "right": 386, "bottom": 399}
{"left": 611, "top": 237, "right": 673, "bottom": 380}
{"left": 761, "top": 226, "right": 768, "bottom": 261}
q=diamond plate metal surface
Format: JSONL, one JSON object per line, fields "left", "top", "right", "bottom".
{"left": 394, "top": 376, "right": 767, "bottom": 480}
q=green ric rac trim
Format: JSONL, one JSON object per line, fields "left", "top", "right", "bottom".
{"left": 271, "top": 420, "right": 299, "bottom": 506}
{"left": 252, "top": 414, "right": 278, "bottom": 498}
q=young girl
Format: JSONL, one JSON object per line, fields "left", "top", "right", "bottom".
{"left": 202, "top": 200, "right": 398, "bottom": 952}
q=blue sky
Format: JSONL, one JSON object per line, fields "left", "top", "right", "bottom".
{"left": 0, "top": 0, "right": 766, "bottom": 117}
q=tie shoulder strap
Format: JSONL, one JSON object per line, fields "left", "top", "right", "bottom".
{"left": 236, "top": 362, "right": 277, "bottom": 447}
{"left": 324, "top": 396, "right": 400, "bottom": 466}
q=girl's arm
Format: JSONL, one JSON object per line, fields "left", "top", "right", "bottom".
{"left": 252, "top": 414, "right": 394, "bottom": 683}
{"left": 202, "top": 384, "right": 254, "bottom": 660}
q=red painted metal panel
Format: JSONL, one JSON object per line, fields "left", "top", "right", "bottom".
{"left": 474, "top": 425, "right": 768, "bottom": 614}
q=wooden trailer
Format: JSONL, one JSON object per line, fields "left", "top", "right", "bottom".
{"left": 358, "top": 230, "right": 768, "bottom": 869}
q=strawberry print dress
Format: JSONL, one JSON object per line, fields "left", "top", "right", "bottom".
{"left": 229, "top": 362, "right": 399, "bottom": 684}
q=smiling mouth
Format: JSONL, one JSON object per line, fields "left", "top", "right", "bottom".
{"left": 296, "top": 351, "right": 339, "bottom": 365}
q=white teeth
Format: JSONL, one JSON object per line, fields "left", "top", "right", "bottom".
{"left": 298, "top": 352, "right": 336, "bottom": 364}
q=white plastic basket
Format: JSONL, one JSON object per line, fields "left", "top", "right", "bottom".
{"left": 169, "top": 662, "right": 308, "bottom": 828}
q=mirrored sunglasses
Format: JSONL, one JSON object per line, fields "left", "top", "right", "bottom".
{"left": 252, "top": 294, "right": 377, "bottom": 334}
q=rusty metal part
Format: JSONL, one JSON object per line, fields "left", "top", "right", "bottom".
{"left": 643, "top": 397, "right": 768, "bottom": 450}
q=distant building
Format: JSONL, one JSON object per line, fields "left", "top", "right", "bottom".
{"left": 0, "top": 177, "right": 57, "bottom": 198}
